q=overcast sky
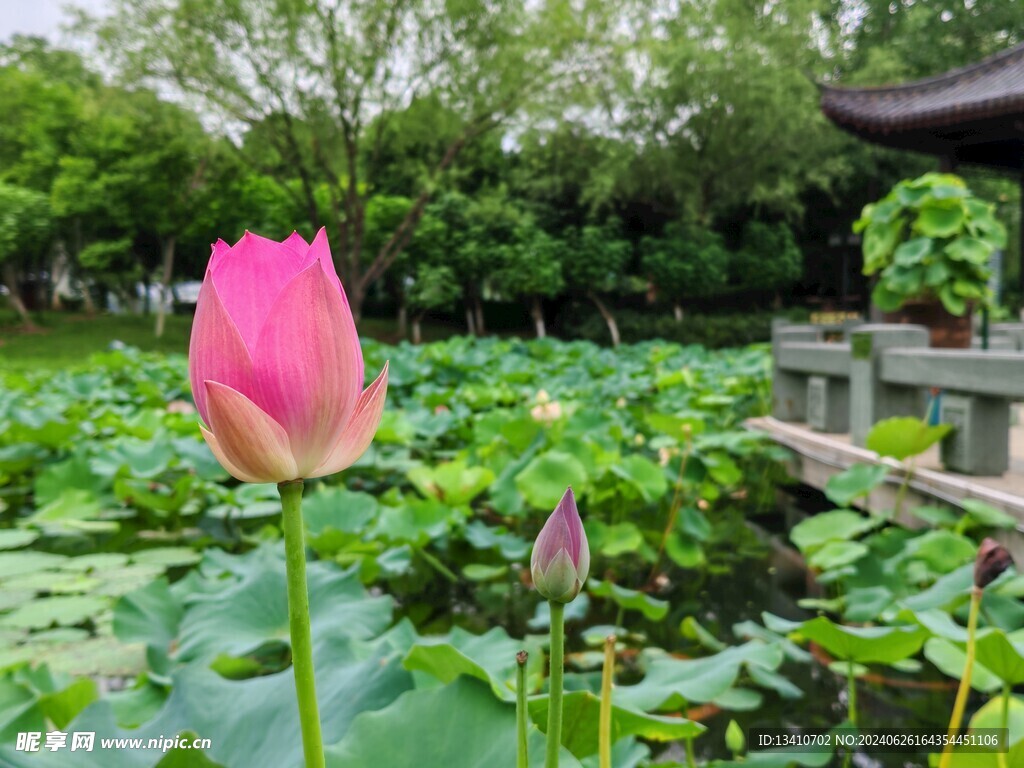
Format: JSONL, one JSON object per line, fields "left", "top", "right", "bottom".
{"left": 1, "top": 0, "right": 107, "bottom": 45}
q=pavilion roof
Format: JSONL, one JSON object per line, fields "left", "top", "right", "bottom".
{"left": 820, "top": 43, "right": 1024, "bottom": 134}
{"left": 819, "top": 43, "right": 1024, "bottom": 171}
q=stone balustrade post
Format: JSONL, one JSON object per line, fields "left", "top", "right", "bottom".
{"left": 849, "top": 324, "right": 930, "bottom": 446}
{"left": 772, "top": 321, "right": 819, "bottom": 422}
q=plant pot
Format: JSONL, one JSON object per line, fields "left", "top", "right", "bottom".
{"left": 883, "top": 300, "right": 971, "bottom": 348}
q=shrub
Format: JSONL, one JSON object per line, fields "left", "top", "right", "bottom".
{"left": 561, "top": 307, "right": 806, "bottom": 348}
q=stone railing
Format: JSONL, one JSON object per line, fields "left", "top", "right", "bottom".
{"left": 772, "top": 321, "right": 1024, "bottom": 475}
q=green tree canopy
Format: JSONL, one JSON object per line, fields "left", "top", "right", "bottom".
{"left": 730, "top": 221, "right": 803, "bottom": 295}
{"left": 0, "top": 182, "right": 52, "bottom": 325}
{"left": 86, "top": 0, "right": 616, "bottom": 318}
{"left": 494, "top": 219, "right": 566, "bottom": 338}
{"left": 641, "top": 222, "right": 730, "bottom": 318}
{"left": 562, "top": 221, "right": 633, "bottom": 345}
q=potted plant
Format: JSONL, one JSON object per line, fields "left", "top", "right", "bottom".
{"left": 854, "top": 173, "right": 1007, "bottom": 348}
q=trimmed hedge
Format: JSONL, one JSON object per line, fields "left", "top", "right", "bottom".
{"left": 561, "top": 307, "right": 809, "bottom": 348}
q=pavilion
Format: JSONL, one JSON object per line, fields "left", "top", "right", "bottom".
{"left": 819, "top": 42, "right": 1024, "bottom": 292}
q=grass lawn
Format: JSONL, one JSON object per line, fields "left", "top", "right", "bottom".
{"left": 0, "top": 310, "right": 464, "bottom": 370}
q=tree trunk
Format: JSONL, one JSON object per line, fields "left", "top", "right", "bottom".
{"left": 50, "top": 242, "right": 68, "bottom": 311}
{"left": 348, "top": 282, "right": 365, "bottom": 323}
{"left": 155, "top": 236, "right": 176, "bottom": 338}
{"left": 81, "top": 281, "right": 96, "bottom": 315}
{"left": 465, "top": 303, "right": 477, "bottom": 336}
{"left": 2, "top": 262, "right": 35, "bottom": 329}
{"left": 72, "top": 218, "right": 96, "bottom": 315}
{"left": 474, "top": 296, "right": 485, "bottom": 336}
{"left": 673, "top": 303, "right": 684, "bottom": 323}
{"left": 588, "top": 290, "right": 620, "bottom": 347}
{"left": 412, "top": 314, "right": 424, "bottom": 345}
{"left": 530, "top": 296, "right": 546, "bottom": 338}
{"left": 397, "top": 302, "right": 408, "bottom": 340}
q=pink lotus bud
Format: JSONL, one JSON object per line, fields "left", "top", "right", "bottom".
{"left": 188, "top": 229, "right": 388, "bottom": 483}
{"left": 531, "top": 487, "right": 590, "bottom": 603}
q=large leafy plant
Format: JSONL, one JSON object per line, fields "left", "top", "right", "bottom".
{"left": 854, "top": 173, "right": 1007, "bottom": 315}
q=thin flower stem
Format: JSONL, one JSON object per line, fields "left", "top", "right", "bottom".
{"left": 599, "top": 635, "right": 615, "bottom": 768}
{"left": 417, "top": 547, "right": 459, "bottom": 583}
{"left": 648, "top": 437, "right": 693, "bottom": 583}
{"left": 517, "top": 651, "right": 529, "bottom": 768}
{"left": 939, "top": 587, "right": 982, "bottom": 768}
{"left": 847, "top": 661, "right": 858, "bottom": 727}
{"left": 546, "top": 601, "right": 566, "bottom": 768}
{"left": 892, "top": 457, "right": 916, "bottom": 520}
{"left": 684, "top": 736, "right": 696, "bottom": 768}
{"left": 280, "top": 480, "right": 325, "bottom": 768}
{"left": 844, "top": 661, "right": 858, "bottom": 768}
{"left": 998, "top": 681, "right": 1010, "bottom": 768}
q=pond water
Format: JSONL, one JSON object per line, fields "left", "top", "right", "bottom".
{"left": 631, "top": 486, "right": 968, "bottom": 768}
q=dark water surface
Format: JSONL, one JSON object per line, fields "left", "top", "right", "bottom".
{"left": 634, "top": 490, "right": 964, "bottom": 768}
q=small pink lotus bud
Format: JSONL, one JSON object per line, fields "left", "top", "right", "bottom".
{"left": 975, "top": 538, "right": 1013, "bottom": 589}
{"left": 531, "top": 487, "right": 590, "bottom": 603}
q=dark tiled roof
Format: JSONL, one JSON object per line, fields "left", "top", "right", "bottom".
{"left": 820, "top": 43, "right": 1024, "bottom": 133}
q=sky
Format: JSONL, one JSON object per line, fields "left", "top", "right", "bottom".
{"left": 0, "top": 0, "right": 107, "bottom": 44}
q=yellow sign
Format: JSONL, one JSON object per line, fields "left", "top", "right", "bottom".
{"left": 810, "top": 311, "right": 861, "bottom": 325}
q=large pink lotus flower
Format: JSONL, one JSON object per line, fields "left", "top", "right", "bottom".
{"left": 189, "top": 228, "right": 388, "bottom": 483}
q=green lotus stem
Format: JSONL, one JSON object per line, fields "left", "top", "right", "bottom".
{"left": 545, "top": 601, "right": 565, "bottom": 768}
{"left": 517, "top": 651, "right": 529, "bottom": 768}
{"left": 648, "top": 436, "right": 692, "bottom": 582}
{"left": 279, "top": 480, "right": 325, "bottom": 768}
{"left": 846, "top": 661, "right": 858, "bottom": 726}
{"left": 998, "top": 681, "right": 1010, "bottom": 768}
{"left": 684, "top": 736, "right": 696, "bottom": 768}
{"left": 844, "top": 661, "right": 858, "bottom": 768}
{"left": 599, "top": 635, "right": 615, "bottom": 768}
{"left": 940, "top": 586, "right": 982, "bottom": 768}
{"left": 613, "top": 604, "right": 625, "bottom": 631}
{"left": 417, "top": 547, "right": 459, "bottom": 583}
{"left": 892, "top": 457, "right": 916, "bottom": 520}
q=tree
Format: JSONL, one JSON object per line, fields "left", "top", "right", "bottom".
{"left": 48, "top": 84, "right": 212, "bottom": 330}
{"left": 510, "top": 125, "right": 629, "bottom": 231}
{"left": 0, "top": 37, "right": 89, "bottom": 192}
{"left": 824, "top": 0, "right": 1024, "bottom": 83}
{"left": 641, "top": 222, "right": 729, "bottom": 321}
{"left": 443, "top": 190, "right": 513, "bottom": 336}
{"left": 730, "top": 221, "right": 803, "bottom": 304}
{"left": 86, "top": 0, "right": 612, "bottom": 319}
{"left": 407, "top": 262, "right": 460, "bottom": 344}
{"left": 363, "top": 195, "right": 416, "bottom": 335}
{"left": 1, "top": 39, "right": 220, "bottom": 325}
{"left": 605, "top": 0, "right": 847, "bottom": 226}
{"left": 76, "top": 238, "right": 140, "bottom": 310}
{"left": 563, "top": 221, "right": 632, "bottom": 346}
{"left": 494, "top": 222, "right": 565, "bottom": 338}
{"left": 0, "top": 183, "right": 51, "bottom": 327}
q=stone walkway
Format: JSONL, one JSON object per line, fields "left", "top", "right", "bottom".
{"left": 747, "top": 417, "right": 1024, "bottom": 554}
